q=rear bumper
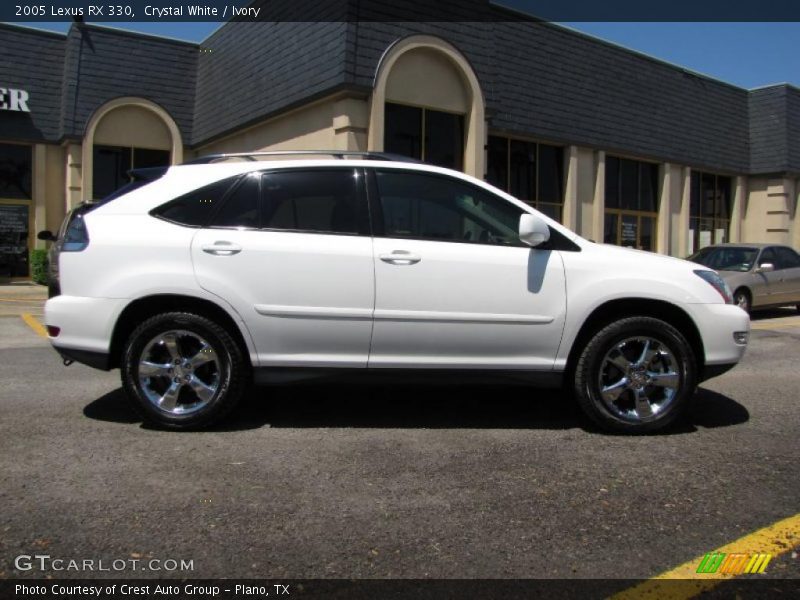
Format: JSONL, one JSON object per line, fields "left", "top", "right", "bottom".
{"left": 44, "top": 295, "right": 126, "bottom": 366}
{"left": 55, "top": 346, "right": 111, "bottom": 371}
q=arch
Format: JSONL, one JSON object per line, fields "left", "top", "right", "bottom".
{"left": 368, "top": 35, "right": 486, "bottom": 177}
{"left": 81, "top": 97, "right": 183, "bottom": 200}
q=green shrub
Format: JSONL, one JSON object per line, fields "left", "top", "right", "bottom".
{"left": 30, "top": 249, "right": 48, "bottom": 285}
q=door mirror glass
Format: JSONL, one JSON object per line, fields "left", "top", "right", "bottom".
{"left": 756, "top": 262, "right": 774, "bottom": 273}
{"left": 519, "top": 213, "right": 550, "bottom": 247}
{"left": 37, "top": 230, "right": 55, "bottom": 242}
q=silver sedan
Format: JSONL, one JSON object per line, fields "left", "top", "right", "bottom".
{"left": 688, "top": 243, "right": 800, "bottom": 313}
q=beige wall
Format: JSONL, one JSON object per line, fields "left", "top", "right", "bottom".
{"left": 195, "top": 94, "right": 369, "bottom": 157}
{"left": 743, "top": 176, "right": 796, "bottom": 245}
{"left": 94, "top": 105, "right": 172, "bottom": 150}
{"left": 385, "top": 48, "right": 470, "bottom": 113}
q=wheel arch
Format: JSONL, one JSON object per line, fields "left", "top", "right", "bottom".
{"left": 564, "top": 298, "right": 705, "bottom": 382}
{"left": 108, "top": 294, "right": 253, "bottom": 370}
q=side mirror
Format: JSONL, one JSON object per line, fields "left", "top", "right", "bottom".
{"left": 756, "top": 262, "right": 774, "bottom": 273}
{"left": 519, "top": 213, "right": 550, "bottom": 247}
{"left": 37, "top": 230, "right": 56, "bottom": 242}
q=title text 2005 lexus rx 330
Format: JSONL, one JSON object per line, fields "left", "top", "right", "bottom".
{"left": 43, "top": 152, "right": 749, "bottom": 433}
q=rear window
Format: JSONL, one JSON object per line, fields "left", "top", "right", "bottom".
{"left": 152, "top": 177, "right": 238, "bottom": 227}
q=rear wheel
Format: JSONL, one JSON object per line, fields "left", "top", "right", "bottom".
{"left": 574, "top": 317, "right": 696, "bottom": 433}
{"left": 121, "top": 312, "right": 248, "bottom": 429}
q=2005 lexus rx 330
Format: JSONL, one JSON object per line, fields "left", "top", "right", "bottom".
{"left": 42, "top": 152, "right": 750, "bottom": 433}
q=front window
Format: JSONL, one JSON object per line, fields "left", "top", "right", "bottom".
{"left": 688, "top": 246, "right": 758, "bottom": 272}
{"left": 604, "top": 157, "right": 659, "bottom": 251}
{"left": 375, "top": 170, "right": 523, "bottom": 246}
{"left": 384, "top": 103, "right": 464, "bottom": 170}
{"left": 689, "top": 171, "right": 731, "bottom": 253}
{"left": 486, "top": 136, "right": 564, "bottom": 221}
{"left": 93, "top": 145, "right": 170, "bottom": 200}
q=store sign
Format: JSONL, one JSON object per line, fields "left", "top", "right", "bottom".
{"left": 0, "top": 87, "right": 30, "bottom": 113}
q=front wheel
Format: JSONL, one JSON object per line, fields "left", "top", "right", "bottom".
{"left": 121, "top": 312, "right": 249, "bottom": 430}
{"left": 573, "top": 317, "right": 696, "bottom": 434}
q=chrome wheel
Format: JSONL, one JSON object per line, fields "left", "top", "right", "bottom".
{"left": 137, "top": 330, "right": 220, "bottom": 415}
{"left": 597, "top": 336, "right": 680, "bottom": 423}
{"left": 734, "top": 290, "right": 750, "bottom": 313}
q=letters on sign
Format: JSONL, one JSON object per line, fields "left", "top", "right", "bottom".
{"left": 0, "top": 88, "right": 30, "bottom": 113}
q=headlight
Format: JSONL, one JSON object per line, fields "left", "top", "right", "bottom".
{"left": 694, "top": 270, "right": 733, "bottom": 304}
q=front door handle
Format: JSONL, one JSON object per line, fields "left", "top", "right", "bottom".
{"left": 379, "top": 250, "right": 421, "bottom": 265}
{"left": 202, "top": 241, "right": 242, "bottom": 256}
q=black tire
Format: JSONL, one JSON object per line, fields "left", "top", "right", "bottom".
{"left": 121, "top": 312, "right": 249, "bottom": 430}
{"left": 574, "top": 317, "right": 696, "bottom": 434}
{"left": 733, "top": 288, "right": 751, "bottom": 314}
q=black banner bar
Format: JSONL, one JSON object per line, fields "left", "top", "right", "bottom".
{"left": 4, "top": 0, "right": 800, "bottom": 23}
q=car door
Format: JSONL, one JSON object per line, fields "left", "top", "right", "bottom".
{"left": 772, "top": 246, "right": 800, "bottom": 304}
{"left": 191, "top": 168, "right": 375, "bottom": 367}
{"left": 367, "top": 168, "right": 567, "bottom": 370}
{"left": 751, "top": 247, "right": 785, "bottom": 307}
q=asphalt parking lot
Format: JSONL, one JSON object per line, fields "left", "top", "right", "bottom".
{"left": 1, "top": 287, "right": 798, "bottom": 589}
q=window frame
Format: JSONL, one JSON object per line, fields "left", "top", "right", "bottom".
{"left": 689, "top": 170, "right": 733, "bottom": 252}
{"left": 366, "top": 167, "right": 528, "bottom": 248}
{"left": 384, "top": 101, "right": 466, "bottom": 170}
{"left": 485, "top": 134, "right": 565, "bottom": 221}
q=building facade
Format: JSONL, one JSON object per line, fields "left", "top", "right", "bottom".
{"left": 1, "top": 3, "right": 799, "bottom": 279}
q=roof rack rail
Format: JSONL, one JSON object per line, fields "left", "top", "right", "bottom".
{"left": 182, "top": 150, "right": 423, "bottom": 165}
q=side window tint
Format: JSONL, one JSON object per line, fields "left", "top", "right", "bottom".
{"left": 262, "top": 170, "right": 358, "bottom": 234}
{"left": 775, "top": 247, "right": 800, "bottom": 269}
{"left": 209, "top": 174, "right": 260, "bottom": 228}
{"left": 375, "top": 171, "right": 523, "bottom": 246}
{"left": 760, "top": 248, "right": 777, "bottom": 268}
{"left": 154, "top": 178, "right": 234, "bottom": 227}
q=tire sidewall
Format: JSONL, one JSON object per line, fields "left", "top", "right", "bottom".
{"left": 122, "top": 313, "right": 238, "bottom": 429}
{"left": 577, "top": 318, "right": 696, "bottom": 433}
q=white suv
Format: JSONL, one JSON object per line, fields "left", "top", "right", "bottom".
{"left": 44, "top": 152, "right": 749, "bottom": 433}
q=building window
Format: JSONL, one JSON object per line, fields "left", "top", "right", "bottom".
{"left": 604, "top": 156, "right": 660, "bottom": 251}
{"left": 689, "top": 171, "right": 731, "bottom": 253}
{"left": 93, "top": 145, "right": 170, "bottom": 200}
{"left": 486, "top": 136, "right": 564, "bottom": 221}
{"left": 384, "top": 103, "right": 464, "bottom": 170}
{"left": 0, "top": 143, "right": 32, "bottom": 278}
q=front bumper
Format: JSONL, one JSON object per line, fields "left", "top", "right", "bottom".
{"left": 686, "top": 302, "right": 750, "bottom": 371}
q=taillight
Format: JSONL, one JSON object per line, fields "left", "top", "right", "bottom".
{"left": 62, "top": 214, "right": 89, "bottom": 252}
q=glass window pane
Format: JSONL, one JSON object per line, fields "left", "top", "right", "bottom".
{"left": 701, "top": 172, "right": 716, "bottom": 217}
{"left": 376, "top": 170, "right": 523, "bottom": 246}
{"left": 639, "top": 216, "right": 655, "bottom": 251}
{"left": 604, "top": 213, "right": 618, "bottom": 244}
{"left": 619, "top": 159, "right": 638, "bottom": 211}
{"left": 0, "top": 143, "right": 32, "bottom": 199}
{"left": 210, "top": 174, "right": 259, "bottom": 229}
{"left": 486, "top": 136, "right": 508, "bottom": 191}
{"left": 690, "top": 172, "right": 700, "bottom": 218}
{"left": 155, "top": 178, "right": 235, "bottom": 227}
{"left": 639, "top": 163, "right": 659, "bottom": 212}
{"left": 93, "top": 145, "right": 132, "bottom": 200}
{"left": 605, "top": 157, "right": 620, "bottom": 209}
{"left": 716, "top": 176, "right": 731, "bottom": 220}
{"left": 775, "top": 247, "right": 800, "bottom": 269}
{"left": 133, "top": 148, "right": 170, "bottom": 170}
{"left": 384, "top": 103, "right": 422, "bottom": 160}
{"left": 424, "top": 109, "right": 464, "bottom": 170}
{"left": 0, "top": 204, "right": 29, "bottom": 277}
{"left": 510, "top": 140, "right": 535, "bottom": 201}
{"left": 537, "top": 202, "right": 561, "bottom": 222}
{"left": 263, "top": 170, "right": 358, "bottom": 234}
{"left": 538, "top": 144, "right": 563, "bottom": 205}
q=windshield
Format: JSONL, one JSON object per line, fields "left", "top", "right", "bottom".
{"left": 688, "top": 246, "right": 758, "bottom": 272}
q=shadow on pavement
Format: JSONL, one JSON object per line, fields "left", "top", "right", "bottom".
{"left": 749, "top": 307, "right": 798, "bottom": 321}
{"left": 83, "top": 383, "right": 748, "bottom": 434}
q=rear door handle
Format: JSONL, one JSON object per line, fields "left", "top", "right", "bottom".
{"left": 379, "top": 251, "right": 421, "bottom": 265}
{"left": 201, "top": 241, "right": 242, "bottom": 256}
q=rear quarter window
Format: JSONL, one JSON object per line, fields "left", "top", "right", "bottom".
{"left": 152, "top": 177, "right": 238, "bottom": 227}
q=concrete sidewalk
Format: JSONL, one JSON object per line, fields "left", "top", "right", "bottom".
{"left": 0, "top": 282, "right": 47, "bottom": 317}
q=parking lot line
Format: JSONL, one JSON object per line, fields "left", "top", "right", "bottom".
{"left": 610, "top": 513, "right": 800, "bottom": 599}
{"left": 21, "top": 313, "right": 48, "bottom": 338}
